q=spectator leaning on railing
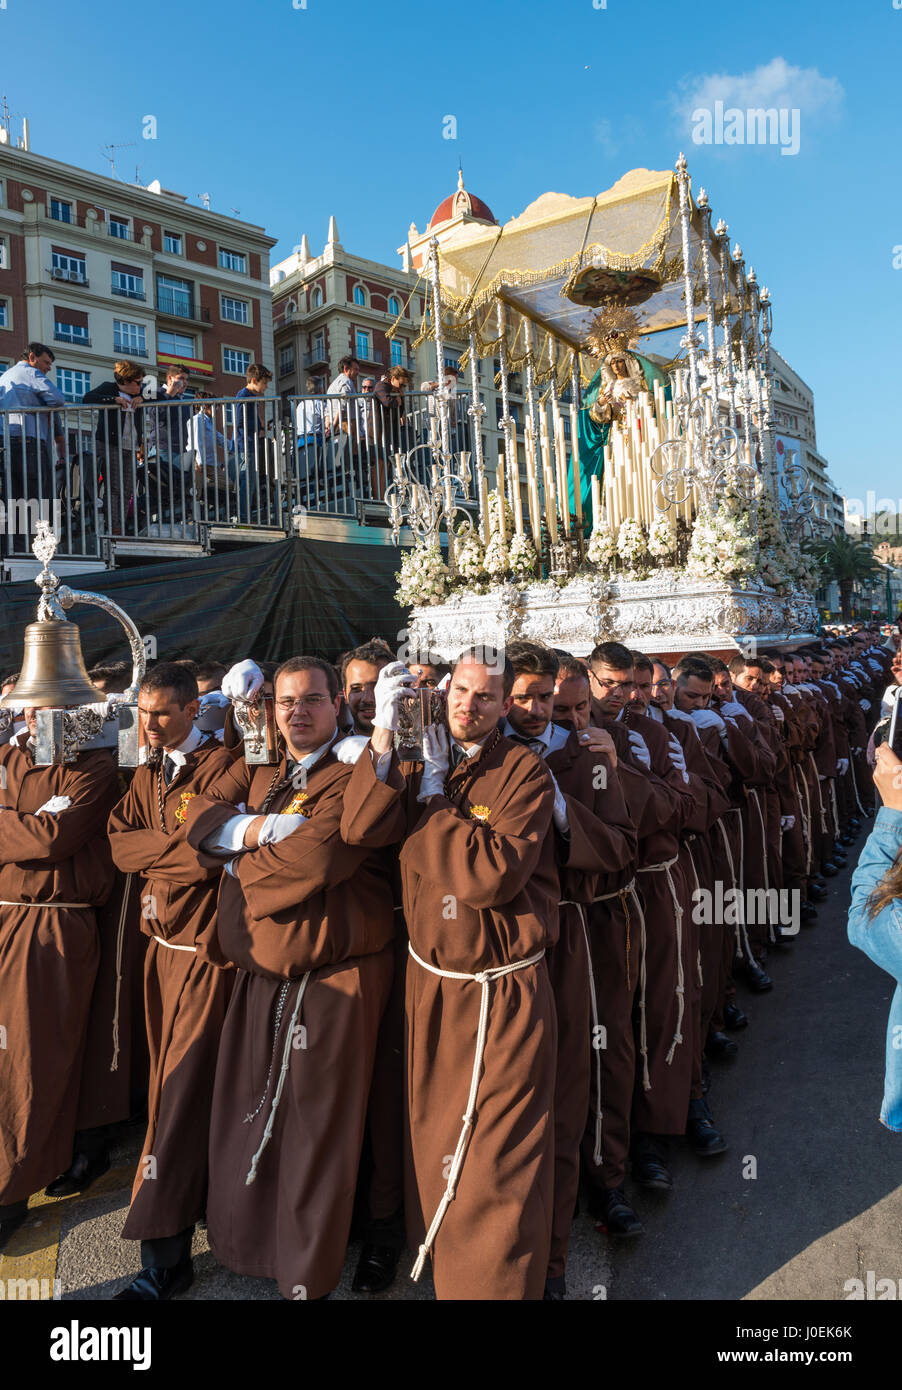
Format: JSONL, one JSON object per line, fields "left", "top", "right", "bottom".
{"left": 83, "top": 361, "right": 145, "bottom": 536}
{"left": 847, "top": 741, "right": 902, "bottom": 1134}
{"left": 0, "top": 342, "right": 67, "bottom": 500}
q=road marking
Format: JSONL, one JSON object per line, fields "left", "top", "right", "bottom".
{"left": 0, "top": 1163, "right": 134, "bottom": 1298}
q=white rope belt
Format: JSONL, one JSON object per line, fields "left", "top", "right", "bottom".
{"left": 585, "top": 880, "right": 649, "bottom": 1089}
{"left": 151, "top": 935, "right": 197, "bottom": 953}
{"left": 794, "top": 767, "right": 813, "bottom": 876}
{"left": 636, "top": 856, "right": 684, "bottom": 1065}
{"left": 110, "top": 872, "right": 133, "bottom": 1072}
{"left": 747, "top": 788, "right": 773, "bottom": 941}
{"left": 246, "top": 971, "right": 312, "bottom": 1186}
{"left": 716, "top": 818, "right": 754, "bottom": 966}
{"left": 682, "top": 839, "right": 705, "bottom": 988}
{"left": 808, "top": 753, "right": 829, "bottom": 835}
{"left": 829, "top": 777, "right": 841, "bottom": 841}
{"left": 848, "top": 750, "right": 868, "bottom": 817}
{"left": 0, "top": 898, "right": 91, "bottom": 909}
{"left": 559, "top": 900, "right": 603, "bottom": 1164}
{"left": 407, "top": 941, "right": 546, "bottom": 1282}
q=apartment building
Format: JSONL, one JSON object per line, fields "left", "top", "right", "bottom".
{"left": 769, "top": 346, "right": 844, "bottom": 530}
{"left": 0, "top": 131, "right": 277, "bottom": 399}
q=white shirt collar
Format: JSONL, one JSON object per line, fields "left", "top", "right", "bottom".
{"left": 139, "top": 723, "right": 205, "bottom": 767}
{"left": 451, "top": 739, "right": 483, "bottom": 761}
{"left": 501, "top": 718, "right": 570, "bottom": 756}
{"left": 290, "top": 734, "right": 337, "bottom": 773}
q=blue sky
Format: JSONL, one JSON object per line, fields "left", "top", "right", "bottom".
{"left": 4, "top": 0, "right": 900, "bottom": 509}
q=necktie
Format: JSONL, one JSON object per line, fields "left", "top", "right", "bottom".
{"left": 450, "top": 744, "right": 467, "bottom": 769}
{"left": 508, "top": 733, "right": 544, "bottom": 753}
{"left": 163, "top": 755, "right": 177, "bottom": 785}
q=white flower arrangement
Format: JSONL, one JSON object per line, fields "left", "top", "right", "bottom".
{"left": 508, "top": 530, "right": 538, "bottom": 582}
{"left": 616, "top": 516, "right": 651, "bottom": 579}
{"left": 484, "top": 530, "right": 510, "bottom": 578}
{"left": 587, "top": 526, "right": 617, "bottom": 571}
{"left": 486, "top": 488, "right": 515, "bottom": 538}
{"left": 647, "top": 511, "right": 676, "bottom": 562}
{"left": 395, "top": 542, "right": 450, "bottom": 607}
{"left": 686, "top": 510, "right": 758, "bottom": 583}
{"left": 454, "top": 526, "right": 487, "bottom": 583}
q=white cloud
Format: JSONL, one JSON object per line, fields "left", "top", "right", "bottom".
{"left": 673, "top": 56, "right": 844, "bottom": 128}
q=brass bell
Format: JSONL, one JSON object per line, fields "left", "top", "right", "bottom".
{"left": 0, "top": 619, "right": 105, "bottom": 709}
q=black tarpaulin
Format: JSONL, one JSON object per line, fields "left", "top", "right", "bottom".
{"left": 0, "top": 538, "right": 411, "bottom": 673}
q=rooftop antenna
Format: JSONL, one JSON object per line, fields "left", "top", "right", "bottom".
{"left": 198, "top": 192, "right": 211, "bottom": 210}
{"left": 134, "top": 163, "right": 144, "bottom": 185}
{"left": 101, "top": 140, "right": 136, "bottom": 179}
{"left": 230, "top": 207, "right": 240, "bottom": 219}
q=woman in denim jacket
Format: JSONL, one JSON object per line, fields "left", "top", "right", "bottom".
{"left": 848, "top": 742, "right": 902, "bottom": 1132}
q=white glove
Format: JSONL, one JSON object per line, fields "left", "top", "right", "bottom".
{"left": 418, "top": 723, "right": 450, "bottom": 801}
{"left": 436, "top": 672, "right": 451, "bottom": 692}
{"left": 667, "top": 734, "right": 689, "bottom": 784}
{"left": 836, "top": 758, "right": 849, "bottom": 776}
{"left": 333, "top": 734, "right": 370, "bottom": 765}
{"left": 718, "top": 698, "right": 752, "bottom": 721}
{"left": 548, "top": 770, "right": 570, "bottom": 835}
{"left": 198, "top": 690, "right": 229, "bottom": 709}
{"left": 771, "top": 705, "right": 785, "bottom": 723}
{"left": 34, "top": 795, "right": 72, "bottom": 815}
{"left": 859, "top": 699, "right": 871, "bottom": 712}
{"left": 258, "top": 811, "right": 307, "bottom": 846}
{"left": 689, "top": 708, "right": 727, "bottom": 736}
{"left": 627, "top": 730, "right": 651, "bottom": 770}
{"left": 780, "top": 815, "right": 796, "bottom": 831}
{"left": 373, "top": 662, "right": 416, "bottom": 732}
{"left": 222, "top": 659, "right": 264, "bottom": 702}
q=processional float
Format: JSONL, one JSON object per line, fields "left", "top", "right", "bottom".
{"left": 385, "top": 153, "right": 824, "bottom": 658}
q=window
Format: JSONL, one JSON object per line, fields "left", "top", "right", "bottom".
{"left": 164, "top": 231, "right": 182, "bottom": 255}
{"left": 221, "top": 294, "right": 249, "bottom": 325}
{"left": 391, "top": 340, "right": 404, "bottom": 367}
{"left": 0, "top": 236, "right": 6, "bottom": 270}
{"left": 157, "top": 274, "right": 193, "bottom": 317}
{"left": 0, "top": 299, "right": 8, "bottom": 328}
{"left": 54, "top": 316, "right": 89, "bottom": 345}
{"left": 312, "top": 331, "right": 325, "bottom": 361}
{"left": 353, "top": 285, "right": 367, "bottom": 308}
{"left": 112, "top": 269, "right": 145, "bottom": 299}
{"left": 355, "top": 330, "right": 370, "bottom": 363}
{"left": 218, "top": 247, "right": 246, "bottom": 273}
{"left": 109, "top": 215, "right": 130, "bottom": 240}
{"left": 388, "top": 295, "right": 401, "bottom": 317}
{"left": 158, "top": 329, "right": 195, "bottom": 358}
{"left": 51, "top": 251, "right": 87, "bottom": 281}
{"left": 311, "top": 286, "right": 323, "bottom": 309}
{"left": 56, "top": 368, "right": 91, "bottom": 402}
{"left": 223, "top": 347, "right": 251, "bottom": 375}
{"left": 50, "top": 198, "right": 73, "bottom": 223}
{"left": 279, "top": 346, "right": 295, "bottom": 376}
{"left": 114, "top": 319, "right": 147, "bottom": 356}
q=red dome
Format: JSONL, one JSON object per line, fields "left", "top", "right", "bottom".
{"left": 429, "top": 172, "right": 495, "bottom": 229}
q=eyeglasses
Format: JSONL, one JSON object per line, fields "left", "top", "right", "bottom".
{"left": 590, "top": 674, "right": 634, "bottom": 694}
{"left": 275, "top": 695, "right": 328, "bottom": 712}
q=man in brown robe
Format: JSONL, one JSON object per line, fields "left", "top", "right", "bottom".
{"left": 108, "top": 663, "right": 235, "bottom": 1300}
{"left": 185, "top": 656, "right": 395, "bottom": 1300}
{"left": 0, "top": 706, "right": 119, "bottom": 1249}
{"left": 341, "top": 648, "right": 559, "bottom": 1300}
{"left": 504, "top": 640, "right": 636, "bottom": 1297}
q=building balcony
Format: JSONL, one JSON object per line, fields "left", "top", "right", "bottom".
{"left": 114, "top": 344, "right": 148, "bottom": 358}
{"left": 111, "top": 285, "right": 147, "bottom": 301}
{"left": 304, "top": 346, "right": 329, "bottom": 367}
{"left": 155, "top": 291, "right": 211, "bottom": 325}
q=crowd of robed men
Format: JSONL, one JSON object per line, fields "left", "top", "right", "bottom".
{"left": 0, "top": 625, "right": 895, "bottom": 1301}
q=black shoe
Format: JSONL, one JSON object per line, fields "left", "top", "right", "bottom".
{"left": 631, "top": 1137, "right": 673, "bottom": 1191}
{"left": 590, "top": 1185, "right": 645, "bottom": 1236}
{"left": 821, "top": 860, "right": 840, "bottom": 877}
{"left": 741, "top": 961, "right": 773, "bottom": 993}
{"left": 706, "top": 1030, "right": 739, "bottom": 1059}
{"left": 45, "top": 1149, "right": 111, "bottom": 1198}
{"left": 0, "top": 1202, "right": 29, "bottom": 1253}
{"left": 686, "top": 1098, "right": 728, "bottom": 1157}
{"left": 847, "top": 816, "right": 862, "bottom": 831}
{"left": 352, "top": 1242, "right": 401, "bottom": 1294}
{"left": 832, "top": 849, "right": 848, "bottom": 864}
{"left": 772, "top": 925, "right": 794, "bottom": 948}
{"left": 112, "top": 1258, "right": 193, "bottom": 1301}
{"left": 808, "top": 883, "right": 829, "bottom": 902}
{"left": 723, "top": 1001, "right": 748, "bottom": 1031}
{"left": 543, "top": 1276, "right": 566, "bottom": 1300}
{"left": 839, "top": 832, "right": 856, "bottom": 847}
{"left": 800, "top": 902, "right": 818, "bottom": 923}
{"left": 701, "top": 1062, "right": 711, "bottom": 1095}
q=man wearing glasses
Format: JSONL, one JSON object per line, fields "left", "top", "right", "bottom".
{"left": 184, "top": 656, "right": 395, "bottom": 1300}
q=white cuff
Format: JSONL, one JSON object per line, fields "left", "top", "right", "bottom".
{"left": 200, "top": 813, "right": 258, "bottom": 855}
{"left": 371, "top": 748, "right": 393, "bottom": 783}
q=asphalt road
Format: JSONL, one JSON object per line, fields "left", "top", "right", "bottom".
{"left": 1, "top": 836, "right": 898, "bottom": 1303}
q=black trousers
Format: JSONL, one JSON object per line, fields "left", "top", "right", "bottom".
{"left": 140, "top": 1227, "right": 193, "bottom": 1270}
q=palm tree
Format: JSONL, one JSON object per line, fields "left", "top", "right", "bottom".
{"left": 803, "top": 531, "right": 882, "bottom": 621}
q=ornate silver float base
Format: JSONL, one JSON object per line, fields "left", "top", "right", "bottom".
{"left": 406, "top": 572, "right": 819, "bottom": 659}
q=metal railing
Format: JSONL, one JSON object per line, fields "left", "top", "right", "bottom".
{"left": 155, "top": 291, "right": 211, "bottom": 322}
{"left": 0, "top": 388, "right": 476, "bottom": 563}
